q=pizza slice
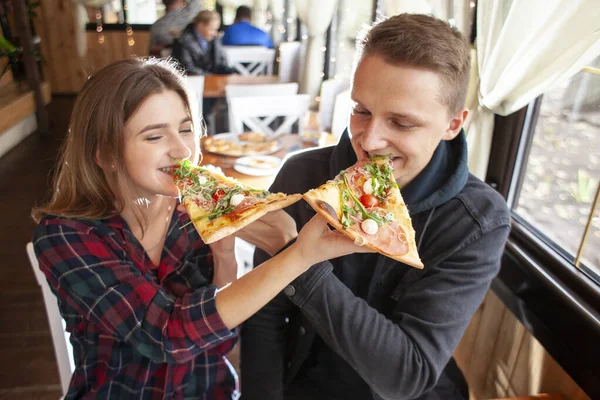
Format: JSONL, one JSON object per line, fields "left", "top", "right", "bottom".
{"left": 174, "top": 160, "right": 301, "bottom": 244}
{"left": 303, "top": 156, "right": 423, "bottom": 269}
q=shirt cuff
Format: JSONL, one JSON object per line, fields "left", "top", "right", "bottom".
{"left": 181, "top": 284, "right": 235, "bottom": 348}
{"left": 283, "top": 261, "right": 333, "bottom": 308}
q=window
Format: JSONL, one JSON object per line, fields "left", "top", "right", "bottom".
{"left": 510, "top": 63, "right": 600, "bottom": 283}
{"left": 331, "top": 2, "right": 373, "bottom": 81}
{"left": 95, "top": 0, "right": 162, "bottom": 25}
{"left": 90, "top": 0, "right": 216, "bottom": 26}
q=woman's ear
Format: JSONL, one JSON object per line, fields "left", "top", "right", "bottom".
{"left": 96, "top": 150, "right": 116, "bottom": 171}
{"left": 443, "top": 108, "right": 469, "bottom": 141}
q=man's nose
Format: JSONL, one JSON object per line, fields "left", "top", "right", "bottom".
{"left": 360, "top": 119, "right": 387, "bottom": 152}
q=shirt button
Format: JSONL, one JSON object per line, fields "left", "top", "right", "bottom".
{"left": 299, "top": 326, "right": 306, "bottom": 335}
{"left": 283, "top": 285, "right": 296, "bottom": 297}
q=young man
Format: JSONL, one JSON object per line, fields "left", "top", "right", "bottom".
{"left": 241, "top": 13, "right": 511, "bottom": 400}
{"left": 172, "top": 10, "right": 235, "bottom": 76}
{"left": 222, "top": 6, "right": 274, "bottom": 48}
{"left": 149, "top": 0, "right": 201, "bottom": 56}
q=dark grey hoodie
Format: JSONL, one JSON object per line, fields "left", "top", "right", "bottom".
{"left": 241, "top": 130, "right": 511, "bottom": 400}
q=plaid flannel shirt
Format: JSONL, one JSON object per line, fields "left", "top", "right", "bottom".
{"left": 32, "top": 209, "right": 239, "bottom": 399}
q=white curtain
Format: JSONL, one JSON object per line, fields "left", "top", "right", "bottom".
{"left": 466, "top": 0, "right": 600, "bottom": 179}
{"left": 294, "top": 0, "right": 338, "bottom": 105}
{"left": 269, "top": 0, "right": 285, "bottom": 46}
{"left": 383, "top": 0, "right": 474, "bottom": 37}
{"left": 382, "top": 0, "right": 433, "bottom": 17}
{"left": 252, "top": 0, "right": 269, "bottom": 30}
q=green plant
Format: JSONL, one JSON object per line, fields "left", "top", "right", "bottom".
{"left": 0, "top": 36, "right": 20, "bottom": 79}
{"left": 571, "top": 169, "right": 599, "bottom": 203}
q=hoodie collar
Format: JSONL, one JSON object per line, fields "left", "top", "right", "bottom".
{"left": 329, "top": 129, "right": 469, "bottom": 214}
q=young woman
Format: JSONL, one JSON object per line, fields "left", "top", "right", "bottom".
{"left": 31, "top": 58, "right": 366, "bottom": 399}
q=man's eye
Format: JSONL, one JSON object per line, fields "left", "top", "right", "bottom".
{"left": 352, "top": 107, "right": 369, "bottom": 115}
{"left": 180, "top": 129, "right": 193, "bottom": 134}
{"left": 146, "top": 135, "right": 162, "bottom": 141}
{"left": 393, "top": 121, "right": 415, "bottom": 130}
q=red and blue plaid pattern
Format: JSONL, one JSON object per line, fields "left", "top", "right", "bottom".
{"left": 33, "top": 209, "right": 239, "bottom": 399}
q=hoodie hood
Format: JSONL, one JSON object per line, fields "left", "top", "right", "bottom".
{"left": 329, "top": 129, "right": 469, "bottom": 215}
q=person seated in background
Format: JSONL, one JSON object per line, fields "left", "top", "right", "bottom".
{"left": 222, "top": 5, "right": 274, "bottom": 48}
{"left": 149, "top": 0, "right": 201, "bottom": 57}
{"left": 172, "top": 10, "right": 235, "bottom": 76}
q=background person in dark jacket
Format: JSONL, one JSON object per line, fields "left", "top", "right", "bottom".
{"left": 222, "top": 6, "right": 274, "bottom": 48}
{"left": 149, "top": 0, "right": 201, "bottom": 57}
{"left": 241, "top": 13, "right": 511, "bottom": 400}
{"left": 172, "top": 10, "right": 235, "bottom": 76}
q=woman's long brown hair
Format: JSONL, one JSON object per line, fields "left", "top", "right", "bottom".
{"left": 32, "top": 58, "right": 201, "bottom": 226}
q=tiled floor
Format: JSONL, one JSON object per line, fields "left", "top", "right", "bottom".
{"left": 0, "top": 95, "right": 73, "bottom": 399}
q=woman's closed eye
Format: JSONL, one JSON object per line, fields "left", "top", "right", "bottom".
{"left": 145, "top": 135, "right": 163, "bottom": 142}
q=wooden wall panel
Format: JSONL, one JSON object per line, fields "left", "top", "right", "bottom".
{"left": 482, "top": 307, "right": 527, "bottom": 399}
{"left": 455, "top": 294, "right": 486, "bottom": 373}
{"left": 33, "top": 0, "right": 150, "bottom": 94}
{"left": 455, "top": 289, "right": 591, "bottom": 400}
{"left": 466, "top": 291, "right": 506, "bottom": 398}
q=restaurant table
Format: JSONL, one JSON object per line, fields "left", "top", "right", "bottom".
{"left": 203, "top": 75, "right": 281, "bottom": 98}
{"left": 200, "top": 133, "right": 338, "bottom": 189}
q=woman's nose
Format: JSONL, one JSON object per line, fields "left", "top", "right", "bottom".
{"left": 170, "top": 137, "right": 192, "bottom": 160}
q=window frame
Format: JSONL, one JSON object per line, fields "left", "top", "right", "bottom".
{"left": 486, "top": 96, "right": 600, "bottom": 398}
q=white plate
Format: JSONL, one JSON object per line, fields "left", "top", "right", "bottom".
{"left": 202, "top": 132, "right": 282, "bottom": 157}
{"left": 233, "top": 155, "right": 282, "bottom": 176}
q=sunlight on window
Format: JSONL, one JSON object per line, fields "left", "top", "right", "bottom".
{"left": 514, "top": 67, "right": 600, "bottom": 276}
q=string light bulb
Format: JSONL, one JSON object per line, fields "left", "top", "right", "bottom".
{"left": 124, "top": 3, "right": 135, "bottom": 47}
{"left": 95, "top": 8, "right": 104, "bottom": 44}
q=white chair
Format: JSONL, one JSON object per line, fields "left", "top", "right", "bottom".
{"left": 319, "top": 78, "right": 350, "bottom": 132}
{"left": 278, "top": 41, "right": 304, "bottom": 83}
{"left": 331, "top": 89, "right": 352, "bottom": 138}
{"left": 26, "top": 242, "right": 74, "bottom": 397}
{"left": 234, "top": 238, "right": 255, "bottom": 277}
{"left": 228, "top": 94, "right": 310, "bottom": 136}
{"left": 225, "top": 82, "right": 298, "bottom": 98}
{"left": 185, "top": 75, "right": 205, "bottom": 120}
{"left": 225, "top": 83, "right": 299, "bottom": 132}
{"left": 223, "top": 46, "right": 275, "bottom": 76}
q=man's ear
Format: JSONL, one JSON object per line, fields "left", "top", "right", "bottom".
{"left": 443, "top": 107, "right": 469, "bottom": 141}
